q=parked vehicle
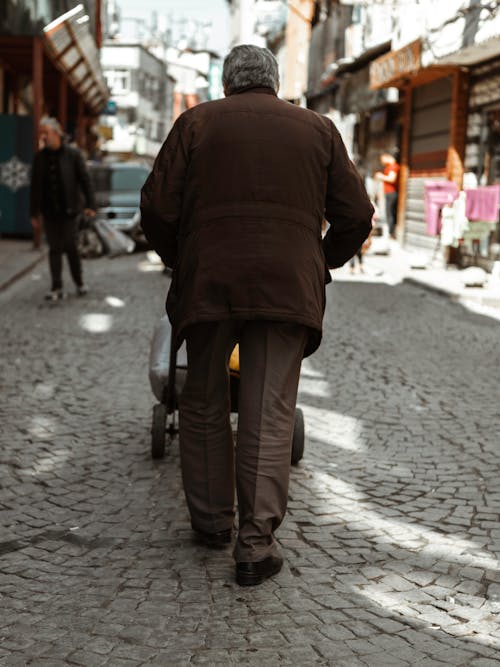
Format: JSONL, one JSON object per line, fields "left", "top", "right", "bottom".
{"left": 88, "top": 162, "right": 150, "bottom": 244}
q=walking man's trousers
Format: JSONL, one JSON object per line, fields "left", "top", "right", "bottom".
{"left": 385, "top": 191, "right": 398, "bottom": 236}
{"left": 179, "top": 320, "right": 308, "bottom": 562}
{"left": 44, "top": 216, "right": 83, "bottom": 290}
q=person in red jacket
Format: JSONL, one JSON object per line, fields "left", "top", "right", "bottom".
{"left": 375, "top": 152, "right": 400, "bottom": 238}
{"left": 141, "top": 45, "right": 373, "bottom": 586}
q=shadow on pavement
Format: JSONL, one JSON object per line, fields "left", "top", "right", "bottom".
{"left": 1, "top": 259, "right": 499, "bottom": 664}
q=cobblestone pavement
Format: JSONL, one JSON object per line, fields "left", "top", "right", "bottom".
{"left": 1, "top": 253, "right": 499, "bottom": 666}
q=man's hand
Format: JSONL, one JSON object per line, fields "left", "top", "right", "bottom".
{"left": 374, "top": 171, "right": 384, "bottom": 181}
{"left": 83, "top": 208, "right": 96, "bottom": 217}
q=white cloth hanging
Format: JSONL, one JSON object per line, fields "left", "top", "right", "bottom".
{"left": 441, "top": 191, "right": 469, "bottom": 247}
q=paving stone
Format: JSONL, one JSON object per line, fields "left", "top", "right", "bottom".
{"left": 404, "top": 571, "right": 437, "bottom": 587}
{"left": 361, "top": 653, "right": 411, "bottom": 666}
{"left": 109, "top": 644, "right": 158, "bottom": 662}
{"left": 67, "top": 650, "right": 109, "bottom": 666}
{"left": 50, "top": 661, "right": 87, "bottom": 667}
{"left": 433, "top": 647, "right": 483, "bottom": 665}
{"left": 191, "top": 648, "right": 252, "bottom": 663}
{"left": 143, "top": 650, "right": 193, "bottom": 666}
{"left": 318, "top": 624, "right": 357, "bottom": 642}
{"left": 1, "top": 253, "right": 499, "bottom": 666}
{"left": 346, "top": 638, "right": 379, "bottom": 654}
{"left": 313, "top": 639, "right": 359, "bottom": 660}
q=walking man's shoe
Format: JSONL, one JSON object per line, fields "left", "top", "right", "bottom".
{"left": 194, "top": 528, "right": 232, "bottom": 549}
{"left": 44, "top": 289, "right": 64, "bottom": 302}
{"left": 77, "top": 284, "right": 88, "bottom": 296}
{"left": 236, "top": 555, "right": 283, "bottom": 586}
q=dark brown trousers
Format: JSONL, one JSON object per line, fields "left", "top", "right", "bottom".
{"left": 179, "top": 320, "right": 308, "bottom": 562}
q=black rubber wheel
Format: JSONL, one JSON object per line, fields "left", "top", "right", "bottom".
{"left": 291, "top": 407, "right": 305, "bottom": 465}
{"left": 151, "top": 403, "right": 167, "bottom": 459}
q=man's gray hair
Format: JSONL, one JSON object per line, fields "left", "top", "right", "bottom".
{"left": 222, "top": 45, "right": 279, "bottom": 94}
{"left": 40, "top": 116, "right": 63, "bottom": 134}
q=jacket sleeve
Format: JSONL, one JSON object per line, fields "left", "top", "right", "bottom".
{"left": 140, "top": 118, "right": 188, "bottom": 268}
{"left": 322, "top": 122, "right": 374, "bottom": 269}
{"left": 75, "top": 149, "right": 96, "bottom": 210}
{"left": 30, "top": 152, "right": 42, "bottom": 217}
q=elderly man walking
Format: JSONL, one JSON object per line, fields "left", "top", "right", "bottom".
{"left": 141, "top": 45, "right": 373, "bottom": 586}
{"left": 30, "top": 116, "right": 96, "bottom": 301}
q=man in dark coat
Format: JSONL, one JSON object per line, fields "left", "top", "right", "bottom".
{"left": 141, "top": 45, "right": 373, "bottom": 586}
{"left": 30, "top": 116, "right": 96, "bottom": 301}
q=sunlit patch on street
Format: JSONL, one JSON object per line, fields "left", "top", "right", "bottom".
{"left": 79, "top": 312, "right": 113, "bottom": 333}
{"left": 33, "top": 382, "right": 56, "bottom": 399}
{"left": 31, "top": 446, "right": 70, "bottom": 475}
{"left": 105, "top": 296, "right": 126, "bottom": 308}
{"left": 28, "top": 415, "right": 57, "bottom": 440}
{"left": 136, "top": 260, "right": 164, "bottom": 273}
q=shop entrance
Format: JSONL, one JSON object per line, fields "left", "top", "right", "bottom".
{"left": 483, "top": 108, "right": 500, "bottom": 184}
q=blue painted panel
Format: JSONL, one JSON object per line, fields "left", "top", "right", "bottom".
{"left": 0, "top": 114, "right": 34, "bottom": 235}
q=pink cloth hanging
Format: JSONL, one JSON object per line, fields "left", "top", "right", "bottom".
{"left": 465, "top": 185, "right": 500, "bottom": 222}
{"left": 424, "top": 181, "right": 458, "bottom": 236}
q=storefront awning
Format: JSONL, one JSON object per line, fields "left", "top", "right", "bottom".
{"left": 370, "top": 40, "right": 422, "bottom": 89}
{"left": 43, "top": 4, "right": 108, "bottom": 114}
{"left": 437, "top": 36, "right": 500, "bottom": 67}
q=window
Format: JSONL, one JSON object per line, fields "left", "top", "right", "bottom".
{"left": 105, "top": 69, "right": 130, "bottom": 93}
{"left": 90, "top": 166, "right": 149, "bottom": 193}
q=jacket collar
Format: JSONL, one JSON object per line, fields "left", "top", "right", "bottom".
{"left": 43, "top": 143, "right": 66, "bottom": 154}
{"left": 229, "top": 84, "right": 277, "bottom": 96}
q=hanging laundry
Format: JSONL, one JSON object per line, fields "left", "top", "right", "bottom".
{"left": 440, "top": 191, "right": 469, "bottom": 247}
{"left": 424, "top": 181, "right": 459, "bottom": 236}
{"left": 464, "top": 185, "right": 500, "bottom": 223}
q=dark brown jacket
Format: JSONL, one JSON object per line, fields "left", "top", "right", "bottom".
{"left": 141, "top": 86, "right": 373, "bottom": 356}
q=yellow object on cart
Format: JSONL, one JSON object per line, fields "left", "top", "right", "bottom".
{"left": 229, "top": 344, "right": 240, "bottom": 374}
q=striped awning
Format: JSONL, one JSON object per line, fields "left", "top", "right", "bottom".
{"left": 43, "top": 4, "right": 108, "bottom": 113}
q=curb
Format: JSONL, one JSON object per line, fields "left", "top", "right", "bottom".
{"left": 403, "top": 276, "right": 458, "bottom": 299}
{"left": 403, "top": 276, "right": 500, "bottom": 309}
{"left": 0, "top": 249, "right": 47, "bottom": 293}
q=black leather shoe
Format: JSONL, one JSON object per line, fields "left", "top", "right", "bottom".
{"left": 194, "top": 528, "right": 232, "bottom": 548}
{"left": 236, "top": 555, "right": 283, "bottom": 586}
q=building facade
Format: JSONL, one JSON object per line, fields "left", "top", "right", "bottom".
{"left": 369, "top": 0, "right": 500, "bottom": 265}
{"left": 100, "top": 42, "right": 173, "bottom": 161}
{"left": 226, "top": 0, "right": 287, "bottom": 48}
{"left": 281, "top": 0, "right": 315, "bottom": 104}
{"left": 306, "top": 0, "right": 400, "bottom": 202}
{"left": 305, "top": 0, "right": 500, "bottom": 268}
{"left": 0, "top": 0, "right": 108, "bottom": 235}
{"left": 226, "top": 0, "right": 315, "bottom": 108}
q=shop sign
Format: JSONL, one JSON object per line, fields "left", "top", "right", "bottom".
{"left": 370, "top": 40, "right": 421, "bottom": 89}
{"left": 98, "top": 125, "right": 113, "bottom": 140}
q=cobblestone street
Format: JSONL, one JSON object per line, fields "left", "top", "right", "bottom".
{"left": 1, "top": 252, "right": 499, "bottom": 666}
